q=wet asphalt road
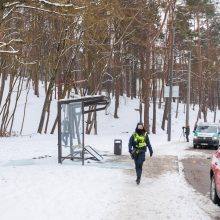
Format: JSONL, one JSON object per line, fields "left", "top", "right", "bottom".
{"left": 182, "top": 147, "right": 215, "bottom": 198}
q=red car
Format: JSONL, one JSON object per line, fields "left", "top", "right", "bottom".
{"left": 210, "top": 148, "right": 220, "bottom": 205}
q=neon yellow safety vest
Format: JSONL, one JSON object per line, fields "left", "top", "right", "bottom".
{"left": 133, "top": 132, "right": 147, "bottom": 148}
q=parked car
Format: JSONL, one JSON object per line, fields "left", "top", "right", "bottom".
{"left": 210, "top": 148, "right": 220, "bottom": 205}
{"left": 193, "top": 122, "right": 220, "bottom": 150}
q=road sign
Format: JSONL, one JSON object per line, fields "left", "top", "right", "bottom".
{"left": 164, "top": 86, "right": 179, "bottom": 97}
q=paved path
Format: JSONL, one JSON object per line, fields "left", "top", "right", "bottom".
{"left": 105, "top": 151, "right": 220, "bottom": 220}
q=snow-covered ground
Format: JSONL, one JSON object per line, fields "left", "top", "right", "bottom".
{"left": 0, "top": 93, "right": 220, "bottom": 220}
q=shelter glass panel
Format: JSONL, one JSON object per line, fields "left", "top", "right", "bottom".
{"left": 61, "top": 102, "right": 83, "bottom": 158}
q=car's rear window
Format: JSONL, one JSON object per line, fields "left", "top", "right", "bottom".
{"left": 196, "top": 126, "right": 217, "bottom": 133}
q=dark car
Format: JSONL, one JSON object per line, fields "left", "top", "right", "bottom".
{"left": 210, "top": 148, "right": 220, "bottom": 205}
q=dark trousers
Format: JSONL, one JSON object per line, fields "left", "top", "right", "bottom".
{"left": 185, "top": 133, "right": 189, "bottom": 142}
{"left": 134, "top": 152, "right": 145, "bottom": 178}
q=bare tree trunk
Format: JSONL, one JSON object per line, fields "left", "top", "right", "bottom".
{"left": 33, "top": 65, "right": 39, "bottom": 97}
{"left": 20, "top": 81, "right": 31, "bottom": 135}
{"left": 44, "top": 92, "right": 52, "bottom": 133}
{"left": 85, "top": 106, "right": 97, "bottom": 134}
{"left": 8, "top": 75, "right": 25, "bottom": 135}
{"left": 37, "top": 77, "right": 55, "bottom": 133}
{"left": 194, "top": 108, "right": 201, "bottom": 131}
{"left": 114, "top": 79, "right": 120, "bottom": 118}
{"left": 0, "top": 59, "right": 6, "bottom": 106}
{"left": 94, "top": 110, "right": 97, "bottom": 135}
{"left": 175, "top": 98, "right": 179, "bottom": 118}
{"left": 0, "top": 73, "right": 18, "bottom": 136}
{"left": 144, "top": 47, "right": 150, "bottom": 134}
{"left": 161, "top": 98, "right": 168, "bottom": 130}
{"left": 86, "top": 107, "right": 93, "bottom": 134}
{"left": 125, "top": 60, "right": 130, "bottom": 97}
{"left": 152, "top": 48, "right": 156, "bottom": 134}
{"left": 132, "top": 59, "right": 137, "bottom": 99}
{"left": 38, "top": 25, "right": 71, "bottom": 133}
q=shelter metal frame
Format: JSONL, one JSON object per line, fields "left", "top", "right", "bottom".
{"left": 58, "top": 95, "right": 110, "bottom": 165}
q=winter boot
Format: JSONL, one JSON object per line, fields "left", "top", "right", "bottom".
{"left": 136, "top": 177, "right": 141, "bottom": 185}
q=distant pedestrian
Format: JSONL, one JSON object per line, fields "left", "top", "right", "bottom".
{"left": 128, "top": 122, "right": 153, "bottom": 185}
{"left": 182, "top": 126, "right": 190, "bottom": 142}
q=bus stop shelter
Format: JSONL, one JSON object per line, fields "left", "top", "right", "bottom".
{"left": 57, "top": 95, "right": 110, "bottom": 165}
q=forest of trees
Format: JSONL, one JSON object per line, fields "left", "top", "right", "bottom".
{"left": 0, "top": 0, "right": 220, "bottom": 136}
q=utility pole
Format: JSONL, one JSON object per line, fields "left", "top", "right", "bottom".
{"left": 186, "top": 51, "right": 191, "bottom": 128}
{"left": 167, "top": 25, "right": 175, "bottom": 141}
{"left": 183, "top": 51, "right": 191, "bottom": 142}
